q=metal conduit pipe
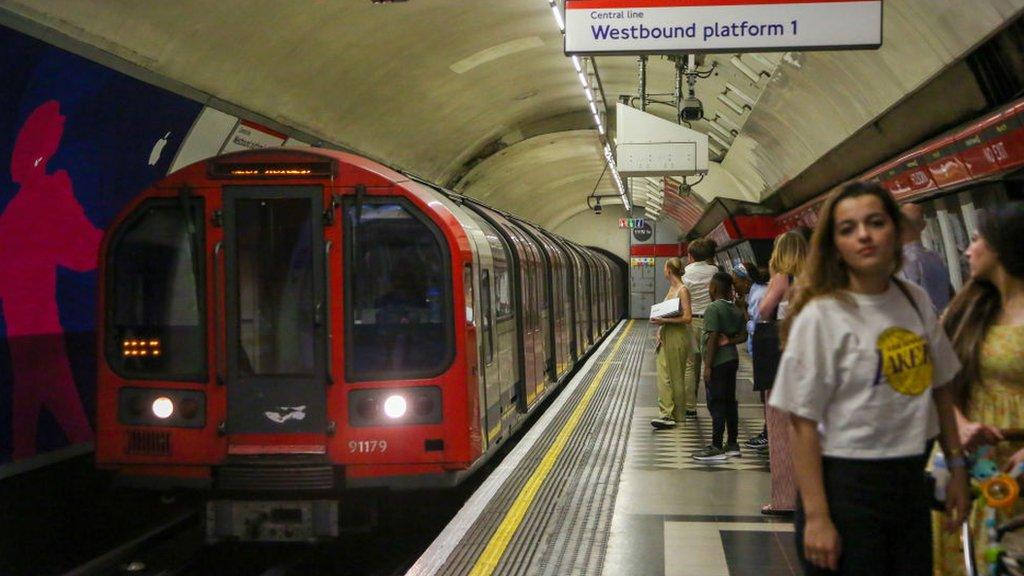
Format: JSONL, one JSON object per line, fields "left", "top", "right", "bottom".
{"left": 638, "top": 55, "right": 647, "bottom": 111}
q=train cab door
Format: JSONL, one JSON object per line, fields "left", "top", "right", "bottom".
{"left": 221, "top": 186, "right": 328, "bottom": 446}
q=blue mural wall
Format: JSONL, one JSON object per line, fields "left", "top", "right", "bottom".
{"left": 0, "top": 25, "right": 203, "bottom": 466}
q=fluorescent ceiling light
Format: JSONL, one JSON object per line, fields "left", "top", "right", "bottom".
{"left": 730, "top": 56, "right": 766, "bottom": 84}
{"left": 724, "top": 82, "right": 756, "bottom": 107}
{"left": 716, "top": 93, "right": 749, "bottom": 116}
{"left": 546, "top": 3, "right": 625, "bottom": 212}
{"left": 550, "top": 2, "right": 564, "bottom": 31}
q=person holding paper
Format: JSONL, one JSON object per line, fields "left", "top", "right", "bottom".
{"left": 651, "top": 257, "right": 693, "bottom": 429}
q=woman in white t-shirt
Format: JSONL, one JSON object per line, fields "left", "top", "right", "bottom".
{"left": 769, "top": 182, "right": 969, "bottom": 575}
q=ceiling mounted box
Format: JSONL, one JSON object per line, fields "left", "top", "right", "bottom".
{"left": 616, "top": 103, "right": 709, "bottom": 177}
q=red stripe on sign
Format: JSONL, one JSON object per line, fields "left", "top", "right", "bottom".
{"left": 631, "top": 243, "right": 682, "bottom": 257}
{"left": 567, "top": 0, "right": 867, "bottom": 8}
{"left": 240, "top": 119, "right": 288, "bottom": 141}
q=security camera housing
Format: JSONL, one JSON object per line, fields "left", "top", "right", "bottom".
{"left": 679, "top": 96, "right": 704, "bottom": 122}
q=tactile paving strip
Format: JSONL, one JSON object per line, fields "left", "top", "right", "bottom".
{"left": 432, "top": 320, "right": 648, "bottom": 576}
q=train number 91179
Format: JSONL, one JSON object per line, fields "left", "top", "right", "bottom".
{"left": 348, "top": 440, "right": 388, "bottom": 454}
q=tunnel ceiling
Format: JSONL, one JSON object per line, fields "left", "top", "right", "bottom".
{"left": 2, "top": 0, "right": 1022, "bottom": 231}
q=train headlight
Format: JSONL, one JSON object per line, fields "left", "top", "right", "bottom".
{"left": 348, "top": 387, "right": 441, "bottom": 427}
{"left": 151, "top": 397, "right": 174, "bottom": 419}
{"left": 119, "top": 389, "right": 205, "bottom": 428}
{"left": 383, "top": 395, "right": 407, "bottom": 419}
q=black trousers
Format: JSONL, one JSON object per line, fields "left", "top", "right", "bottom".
{"left": 706, "top": 359, "right": 739, "bottom": 448}
{"left": 794, "top": 455, "right": 931, "bottom": 576}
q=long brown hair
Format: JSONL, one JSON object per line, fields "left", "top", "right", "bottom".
{"left": 942, "top": 202, "right": 1024, "bottom": 408}
{"left": 781, "top": 182, "right": 903, "bottom": 345}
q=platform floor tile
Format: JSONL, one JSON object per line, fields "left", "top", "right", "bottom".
{"left": 626, "top": 411, "right": 770, "bottom": 472}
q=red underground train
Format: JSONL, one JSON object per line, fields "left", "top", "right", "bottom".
{"left": 95, "top": 148, "right": 624, "bottom": 541}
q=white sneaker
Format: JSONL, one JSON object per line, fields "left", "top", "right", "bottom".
{"left": 650, "top": 417, "right": 676, "bottom": 430}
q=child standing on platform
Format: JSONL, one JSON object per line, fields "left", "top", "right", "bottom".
{"left": 692, "top": 272, "right": 747, "bottom": 462}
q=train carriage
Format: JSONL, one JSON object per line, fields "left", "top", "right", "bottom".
{"left": 95, "top": 148, "right": 624, "bottom": 541}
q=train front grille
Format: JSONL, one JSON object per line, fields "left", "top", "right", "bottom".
{"left": 124, "top": 430, "right": 171, "bottom": 456}
{"left": 216, "top": 463, "right": 336, "bottom": 491}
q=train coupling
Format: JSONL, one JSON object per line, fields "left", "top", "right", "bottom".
{"left": 206, "top": 500, "right": 338, "bottom": 543}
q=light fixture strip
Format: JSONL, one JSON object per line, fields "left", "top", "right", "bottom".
{"left": 708, "top": 130, "right": 731, "bottom": 149}
{"left": 724, "top": 82, "right": 756, "bottom": 106}
{"left": 550, "top": 1, "right": 565, "bottom": 31}
{"left": 708, "top": 120, "right": 735, "bottom": 141}
{"left": 548, "top": 0, "right": 628, "bottom": 211}
{"left": 730, "top": 55, "right": 764, "bottom": 84}
{"left": 716, "top": 93, "right": 748, "bottom": 116}
{"left": 713, "top": 113, "right": 742, "bottom": 133}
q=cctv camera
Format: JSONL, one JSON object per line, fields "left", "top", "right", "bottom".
{"left": 679, "top": 96, "right": 704, "bottom": 122}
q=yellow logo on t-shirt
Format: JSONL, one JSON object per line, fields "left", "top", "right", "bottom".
{"left": 876, "top": 327, "right": 932, "bottom": 396}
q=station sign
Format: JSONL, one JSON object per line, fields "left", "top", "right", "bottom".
{"left": 618, "top": 217, "right": 648, "bottom": 229}
{"left": 632, "top": 221, "right": 654, "bottom": 242}
{"left": 564, "top": 0, "right": 883, "bottom": 55}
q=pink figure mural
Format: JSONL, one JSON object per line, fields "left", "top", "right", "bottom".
{"left": 0, "top": 100, "right": 102, "bottom": 460}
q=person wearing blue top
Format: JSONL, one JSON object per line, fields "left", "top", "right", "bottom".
{"left": 745, "top": 263, "right": 769, "bottom": 356}
{"left": 898, "top": 203, "right": 952, "bottom": 312}
{"left": 743, "top": 262, "right": 770, "bottom": 450}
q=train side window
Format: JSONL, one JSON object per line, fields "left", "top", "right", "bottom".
{"left": 344, "top": 200, "right": 453, "bottom": 381}
{"left": 106, "top": 199, "right": 206, "bottom": 381}
{"left": 481, "top": 270, "right": 493, "bottom": 365}
{"left": 495, "top": 267, "right": 513, "bottom": 319}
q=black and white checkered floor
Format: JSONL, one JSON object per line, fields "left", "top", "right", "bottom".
{"left": 627, "top": 408, "right": 771, "bottom": 472}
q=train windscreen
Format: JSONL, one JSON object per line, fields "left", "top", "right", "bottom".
{"left": 106, "top": 199, "right": 206, "bottom": 380}
{"left": 344, "top": 200, "right": 453, "bottom": 381}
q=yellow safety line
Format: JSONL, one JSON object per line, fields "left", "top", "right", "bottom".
{"left": 468, "top": 321, "right": 634, "bottom": 576}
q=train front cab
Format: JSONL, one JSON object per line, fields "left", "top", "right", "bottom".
{"left": 97, "top": 150, "right": 481, "bottom": 540}
{"left": 96, "top": 148, "right": 623, "bottom": 542}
